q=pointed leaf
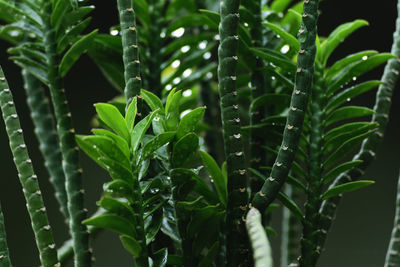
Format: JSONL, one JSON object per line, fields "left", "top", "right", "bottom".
{"left": 324, "top": 121, "right": 376, "bottom": 142}
{"left": 172, "top": 133, "right": 199, "bottom": 167}
{"left": 250, "top": 94, "right": 291, "bottom": 113}
{"left": 95, "top": 103, "right": 130, "bottom": 143}
{"left": 141, "top": 132, "right": 176, "bottom": 162}
{"left": 98, "top": 197, "right": 135, "bottom": 223}
{"left": 250, "top": 47, "right": 296, "bottom": 73}
{"left": 92, "top": 129, "right": 130, "bottom": 160}
{"left": 277, "top": 192, "right": 304, "bottom": 221}
{"left": 83, "top": 213, "right": 136, "bottom": 238}
{"left": 325, "top": 106, "right": 374, "bottom": 126}
{"left": 263, "top": 22, "right": 300, "bottom": 52}
{"left": 132, "top": 109, "right": 159, "bottom": 152}
{"left": 198, "top": 241, "right": 220, "bottom": 267}
{"left": 141, "top": 89, "right": 164, "bottom": 113}
{"left": 199, "top": 151, "right": 227, "bottom": 206}
{"left": 57, "top": 17, "right": 92, "bottom": 54}
{"left": 152, "top": 248, "right": 168, "bottom": 267}
{"left": 322, "top": 180, "right": 375, "bottom": 200}
{"left": 125, "top": 97, "right": 137, "bottom": 133}
{"left": 59, "top": 29, "right": 98, "bottom": 77}
{"left": 323, "top": 160, "right": 363, "bottom": 184}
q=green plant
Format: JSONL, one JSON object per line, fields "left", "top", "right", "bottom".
{"left": 0, "top": 0, "right": 400, "bottom": 266}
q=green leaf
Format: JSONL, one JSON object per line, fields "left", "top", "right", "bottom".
{"left": 176, "top": 107, "right": 205, "bottom": 139}
{"left": 324, "top": 50, "right": 377, "bottom": 80}
{"left": 198, "top": 241, "right": 220, "bottom": 267}
{"left": 83, "top": 213, "right": 136, "bottom": 238}
{"left": 69, "top": 0, "right": 78, "bottom": 9}
{"left": 325, "top": 106, "right": 375, "bottom": 127}
{"left": 327, "top": 53, "right": 395, "bottom": 96}
{"left": 120, "top": 235, "right": 142, "bottom": 258}
{"left": 52, "top": 0, "right": 70, "bottom": 30}
{"left": 125, "top": 97, "right": 137, "bottom": 133}
{"left": 92, "top": 129, "right": 130, "bottom": 160}
{"left": 57, "top": 17, "right": 92, "bottom": 54}
{"left": 0, "top": 0, "right": 23, "bottom": 23}
{"left": 59, "top": 29, "right": 98, "bottom": 77}
{"left": 249, "top": 47, "right": 296, "bottom": 73}
{"left": 323, "top": 130, "right": 376, "bottom": 169}
{"left": 141, "top": 132, "right": 176, "bottom": 161}
{"left": 325, "top": 81, "right": 382, "bottom": 112}
{"left": 145, "top": 213, "right": 163, "bottom": 245}
{"left": 322, "top": 180, "right": 375, "bottom": 200}
{"left": 321, "top": 20, "right": 369, "bottom": 66}
{"left": 270, "top": 0, "right": 295, "bottom": 13}
{"left": 104, "top": 180, "right": 133, "bottom": 201}
{"left": 324, "top": 121, "right": 376, "bottom": 142}
{"left": 172, "top": 133, "right": 199, "bottom": 167}
{"left": 165, "top": 90, "right": 182, "bottom": 131}
{"left": 131, "top": 109, "right": 159, "bottom": 153}
{"left": 141, "top": 89, "right": 164, "bottom": 113}
{"left": 95, "top": 103, "right": 130, "bottom": 143}
{"left": 162, "top": 33, "right": 215, "bottom": 56}
{"left": 323, "top": 160, "right": 363, "bottom": 184}
{"left": 10, "top": 56, "right": 48, "bottom": 84}
{"left": 98, "top": 197, "right": 135, "bottom": 223}
{"left": 199, "top": 151, "right": 227, "bottom": 207}
{"left": 263, "top": 22, "right": 300, "bottom": 52}
{"left": 277, "top": 192, "right": 304, "bottom": 221}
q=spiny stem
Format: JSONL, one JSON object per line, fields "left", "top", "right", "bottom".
{"left": 217, "top": 0, "right": 250, "bottom": 265}
{"left": 319, "top": 0, "right": 400, "bottom": 252}
{"left": 42, "top": 2, "right": 91, "bottom": 266}
{"left": 252, "top": 0, "right": 320, "bottom": 212}
{"left": 22, "top": 70, "right": 69, "bottom": 221}
{"left": 117, "top": 0, "right": 142, "bottom": 108}
{"left": 384, "top": 171, "right": 400, "bottom": 267}
{"left": 0, "top": 66, "right": 59, "bottom": 267}
{"left": 299, "top": 64, "right": 325, "bottom": 267}
{"left": 0, "top": 202, "right": 12, "bottom": 267}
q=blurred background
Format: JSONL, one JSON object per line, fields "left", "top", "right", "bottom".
{"left": 0, "top": 0, "right": 399, "bottom": 266}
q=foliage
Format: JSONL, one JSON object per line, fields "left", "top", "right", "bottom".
{"left": 0, "top": 0, "right": 399, "bottom": 266}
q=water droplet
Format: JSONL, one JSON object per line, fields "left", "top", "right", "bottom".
{"left": 280, "top": 44, "right": 290, "bottom": 54}
{"left": 346, "top": 98, "right": 351, "bottom": 102}
{"left": 173, "top": 77, "right": 181, "bottom": 84}
{"left": 198, "top": 41, "right": 207, "bottom": 50}
{"left": 171, "top": 27, "right": 185, "bottom": 38}
{"left": 160, "top": 32, "right": 166, "bottom": 38}
{"left": 165, "top": 84, "right": 172, "bottom": 91}
{"left": 352, "top": 76, "right": 357, "bottom": 81}
{"left": 181, "top": 45, "right": 190, "bottom": 53}
{"left": 271, "top": 76, "right": 276, "bottom": 80}
{"left": 362, "top": 56, "right": 368, "bottom": 61}
{"left": 210, "top": 179, "right": 214, "bottom": 183}
{"left": 110, "top": 29, "right": 119, "bottom": 36}
{"left": 150, "top": 188, "right": 160, "bottom": 194}
{"left": 203, "top": 52, "right": 211, "bottom": 60}
{"left": 183, "top": 69, "right": 192, "bottom": 78}
{"left": 183, "top": 89, "right": 192, "bottom": 97}
{"left": 171, "top": 60, "right": 180, "bottom": 68}
{"left": 206, "top": 72, "right": 213, "bottom": 79}
{"left": 153, "top": 116, "right": 160, "bottom": 121}
{"left": 180, "top": 109, "right": 192, "bottom": 119}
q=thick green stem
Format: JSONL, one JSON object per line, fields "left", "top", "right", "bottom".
{"left": 217, "top": 0, "right": 250, "bottom": 265}
{"left": 299, "top": 64, "right": 325, "bottom": 267}
{"left": 117, "top": 0, "right": 142, "bottom": 107}
{"left": 42, "top": 3, "right": 91, "bottom": 266}
{"left": 252, "top": 0, "right": 320, "bottom": 212}
{"left": 319, "top": 0, "right": 400, "bottom": 253}
{"left": 0, "top": 66, "right": 59, "bottom": 267}
{"left": 384, "top": 171, "right": 400, "bottom": 267}
{"left": 0, "top": 202, "right": 12, "bottom": 267}
{"left": 22, "top": 70, "right": 69, "bottom": 220}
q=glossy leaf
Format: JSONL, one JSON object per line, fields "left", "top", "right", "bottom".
{"left": 132, "top": 109, "right": 159, "bottom": 153}
{"left": 98, "top": 197, "right": 135, "bottom": 223}
{"left": 277, "top": 192, "right": 304, "bottom": 221}
{"left": 322, "top": 180, "right": 375, "bottom": 200}
{"left": 92, "top": 129, "right": 130, "bottom": 160}
{"left": 120, "top": 235, "right": 142, "bottom": 257}
{"left": 250, "top": 47, "right": 296, "bottom": 73}
{"left": 263, "top": 22, "right": 300, "bottom": 52}
{"left": 250, "top": 94, "right": 291, "bottom": 113}
{"left": 322, "top": 160, "right": 363, "bottom": 185}
{"left": 141, "top": 132, "right": 176, "bottom": 162}
{"left": 323, "top": 121, "right": 376, "bottom": 142}
{"left": 141, "top": 89, "right": 164, "bottom": 113}
{"left": 57, "top": 17, "right": 92, "bottom": 54}
{"left": 198, "top": 241, "right": 220, "bottom": 267}
{"left": 176, "top": 107, "right": 205, "bottom": 139}
{"left": 83, "top": 214, "right": 136, "bottom": 238}
{"left": 172, "top": 133, "right": 199, "bottom": 167}
{"left": 152, "top": 248, "right": 168, "bottom": 267}
{"left": 125, "top": 97, "right": 137, "bottom": 133}
{"left": 165, "top": 90, "right": 182, "bottom": 131}
{"left": 94, "top": 103, "right": 130, "bottom": 143}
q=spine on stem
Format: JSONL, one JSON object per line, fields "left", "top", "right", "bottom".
{"left": 217, "top": 0, "right": 249, "bottom": 265}
{"left": 0, "top": 66, "right": 59, "bottom": 267}
{"left": 384, "top": 171, "right": 400, "bottom": 267}
{"left": 0, "top": 202, "right": 12, "bottom": 267}
{"left": 42, "top": 2, "right": 91, "bottom": 266}
{"left": 22, "top": 70, "right": 69, "bottom": 220}
{"left": 252, "top": 0, "right": 320, "bottom": 212}
{"left": 319, "top": 0, "right": 400, "bottom": 251}
{"left": 117, "top": 0, "right": 142, "bottom": 107}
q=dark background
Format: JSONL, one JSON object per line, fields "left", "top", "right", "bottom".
{"left": 0, "top": 1, "right": 400, "bottom": 266}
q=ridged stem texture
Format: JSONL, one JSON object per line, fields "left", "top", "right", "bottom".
{"left": 0, "top": 66, "right": 59, "bottom": 267}
{"left": 248, "top": 0, "right": 267, "bottom": 198}
{"left": 22, "top": 70, "right": 69, "bottom": 220}
{"left": 117, "top": 0, "right": 142, "bottom": 107}
{"left": 42, "top": 2, "right": 91, "bottom": 266}
{"left": 281, "top": 184, "right": 301, "bottom": 267}
{"left": 319, "top": 0, "right": 400, "bottom": 252}
{"left": 0, "top": 202, "right": 12, "bottom": 267}
{"left": 252, "top": 0, "right": 320, "bottom": 212}
{"left": 299, "top": 64, "right": 325, "bottom": 267}
{"left": 218, "top": 0, "right": 250, "bottom": 265}
{"left": 385, "top": 171, "right": 400, "bottom": 267}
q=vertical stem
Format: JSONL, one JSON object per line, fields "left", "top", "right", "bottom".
{"left": 252, "top": 0, "right": 320, "bottom": 212}
{"left": 0, "top": 66, "right": 59, "bottom": 267}
{"left": 299, "top": 64, "right": 324, "bottom": 267}
{"left": 384, "top": 171, "right": 400, "bottom": 267}
{"left": 0, "top": 202, "right": 12, "bottom": 267}
{"left": 319, "top": 0, "right": 400, "bottom": 253}
{"left": 217, "top": 0, "right": 250, "bottom": 265}
{"left": 22, "top": 70, "right": 69, "bottom": 221}
{"left": 42, "top": 3, "right": 91, "bottom": 266}
{"left": 117, "top": 0, "right": 142, "bottom": 108}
